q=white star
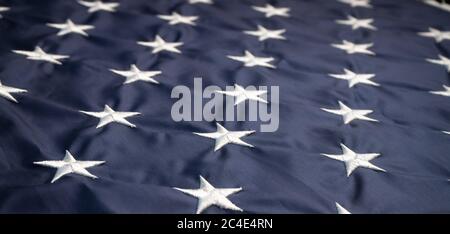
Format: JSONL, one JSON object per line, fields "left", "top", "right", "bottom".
{"left": 321, "top": 101, "right": 378, "bottom": 124}
{"left": 427, "top": 55, "right": 450, "bottom": 72}
{"left": 336, "top": 15, "right": 377, "bottom": 30}
{"left": 336, "top": 202, "right": 351, "bottom": 214}
{"left": 331, "top": 40, "right": 375, "bottom": 55}
{"left": 78, "top": 0, "right": 119, "bottom": 13}
{"left": 188, "top": 0, "right": 213, "bottom": 4}
{"left": 329, "top": 68, "right": 379, "bottom": 88}
{"left": 12, "top": 46, "right": 69, "bottom": 65}
{"left": 419, "top": 27, "right": 450, "bottom": 43}
{"left": 0, "top": 81, "right": 27, "bottom": 103}
{"left": 216, "top": 84, "right": 267, "bottom": 105}
{"left": 80, "top": 105, "right": 140, "bottom": 129}
{"left": 47, "top": 19, "right": 95, "bottom": 37}
{"left": 252, "top": 4, "right": 290, "bottom": 18}
{"left": 137, "top": 35, "right": 183, "bottom": 54}
{"left": 423, "top": 0, "right": 450, "bottom": 13}
{"left": 110, "top": 64, "right": 162, "bottom": 85}
{"left": 243, "top": 25, "right": 286, "bottom": 41}
{"left": 227, "top": 50, "right": 276, "bottom": 69}
{"left": 321, "top": 143, "right": 385, "bottom": 177}
{"left": 34, "top": 150, "right": 105, "bottom": 183}
{"left": 194, "top": 123, "right": 255, "bottom": 152}
{"left": 338, "top": 0, "right": 372, "bottom": 8}
{"left": 158, "top": 12, "right": 198, "bottom": 26}
{"left": 174, "top": 175, "right": 243, "bottom": 214}
{"left": 430, "top": 85, "right": 450, "bottom": 97}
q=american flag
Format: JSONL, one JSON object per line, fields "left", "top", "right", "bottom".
{"left": 0, "top": 0, "right": 450, "bottom": 214}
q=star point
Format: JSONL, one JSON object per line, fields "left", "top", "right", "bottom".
{"left": 244, "top": 25, "right": 286, "bottom": 41}
{"left": 80, "top": 105, "right": 140, "bottom": 128}
{"left": 419, "top": 27, "right": 450, "bottom": 42}
{"left": 321, "top": 144, "right": 385, "bottom": 177}
{"left": 336, "top": 15, "right": 377, "bottom": 30}
{"left": 427, "top": 55, "right": 450, "bottom": 72}
{"left": 174, "top": 175, "right": 243, "bottom": 214}
{"left": 12, "top": 46, "right": 69, "bottom": 65}
{"left": 227, "top": 50, "right": 276, "bottom": 69}
{"left": 34, "top": 150, "right": 105, "bottom": 183}
{"left": 430, "top": 85, "right": 450, "bottom": 97}
{"left": 329, "top": 68, "right": 379, "bottom": 88}
{"left": 158, "top": 12, "right": 198, "bottom": 26}
{"left": 336, "top": 202, "right": 351, "bottom": 214}
{"left": 47, "top": 19, "right": 95, "bottom": 37}
{"left": 78, "top": 0, "right": 119, "bottom": 13}
{"left": 0, "top": 80, "right": 27, "bottom": 103}
{"left": 216, "top": 84, "right": 267, "bottom": 105}
{"left": 110, "top": 64, "right": 162, "bottom": 85}
{"left": 138, "top": 35, "right": 183, "bottom": 54}
{"left": 252, "top": 4, "right": 290, "bottom": 18}
{"left": 194, "top": 123, "right": 255, "bottom": 151}
{"left": 188, "top": 0, "right": 213, "bottom": 5}
{"left": 338, "top": 0, "right": 372, "bottom": 8}
{"left": 331, "top": 40, "right": 375, "bottom": 55}
{"left": 321, "top": 101, "right": 378, "bottom": 124}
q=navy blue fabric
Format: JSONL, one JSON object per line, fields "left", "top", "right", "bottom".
{"left": 0, "top": 0, "right": 449, "bottom": 213}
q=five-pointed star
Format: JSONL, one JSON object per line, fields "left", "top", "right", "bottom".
{"left": 227, "top": 50, "right": 276, "bottom": 69}
{"left": 47, "top": 19, "right": 95, "bottom": 37}
{"left": 427, "top": 55, "right": 450, "bottom": 72}
{"left": 336, "top": 202, "right": 351, "bottom": 214}
{"left": 337, "top": 0, "right": 372, "bottom": 8}
{"left": 216, "top": 84, "right": 268, "bottom": 105}
{"left": 321, "top": 143, "right": 385, "bottom": 177}
{"left": 419, "top": 27, "right": 450, "bottom": 43}
{"left": 329, "top": 68, "right": 379, "bottom": 88}
{"left": 78, "top": 0, "right": 119, "bottom": 13}
{"left": 188, "top": 0, "right": 213, "bottom": 4}
{"left": 0, "top": 81, "right": 27, "bottom": 103}
{"left": 137, "top": 35, "right": 183, "bottom": 54}
{"left": 321, "top": 101, "right": 378, "bottom": 124}
{"left": 336, "top": 15, "right": 377, "bottom": 30}
{"left": 34, "top": 150, "right": 105, "bottom": 183}
{"left": 158, "top": 12, "right": 198, "bottom": 26}
{"left": 430, "top": 85, "right": 450, "bottom": 97}
{"left": 331, "top": 40, "right": 375, "bottom": 55}
{"left": 110, "top": 64, "right": 162, "bottom": 84}
{"left": 252, "top": 4, "right": 290, "bottom": 18}
{"left": 174, "top": 175, "right": 243, "bottom": 214}
{"left": 243, "top": 25, "right": 286, "bottom": 41}
{"left": 12, "top": 46, "right": 69, "bottom": 65}
{"left": 194, "top": 123, "right": 255, "bottom": 151}
{"left": 80, "top": 105, "right": 141, "bottom": 128}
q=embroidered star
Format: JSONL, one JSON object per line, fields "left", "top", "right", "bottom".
{"left": 216, "top": 84, "right": 267, "bottom": 105}
{"left": 419, "top": 28, "right": 450, "bottom": 42}
{"left": 34, "top": 150, "right": 105, "bottom": 183}
{"left": 174, "top": 175, "right": 243, "bottom": 214}
{"left": 12, "top": 46, "right": 69, "bottom": 65}
{"left": 336, "top": 15, "right": 377, "bottom": 30}
{"left": 338, "top": 0, "right": 372, "bottom": 8}
{"left": 321, "top": 101, "right": 378, "bottom": 124}
{"left": 430, "top": 85, "right": 450, "bottom": 97}
{"left": 321, "top": 143, "right": 385, "bottom": 177}
{"left": 427, "top": 55, "right": 450, "bottom": 72}
{"left": 47, "top": 19, "right": 95, "bottom": 37}
{"left": 137, "top": 35, "right": 183, "bottom": 54}
{"left": 244, "top": 25, "right": 286, "bottom": 41}
{"left": 329, "top": 68, "right": 379, "bottom": 88}
{"left": 188, "top": 0, "right": 213, "bottom": 4}
{"left": 158, "top": 12, "right": 198, "bottom": 26}
{"left": 336, "top": 202, "right": 351, "bottom": 214}
{"left": 110, "top": 64, "right": 162, "bottom": 85}
{"left": 194, "top": 123, "right": 255, "bottom": 151}
{"left": 0, "top": 81, "right": 27, "bottom": 103}
{"left": 80, "top": 105, "right": 140, "bottom": 128}
{"left": 78, "top": 0, "right": 119, "bottom": 13}
{"left": 252, "top": 4, "right": 290, "bottom": 18}
{"left": 227, "top": 50, "right": 276, "bottom": 69}
{"left": 331, "top": 40, "right": 375, "bottom": 55}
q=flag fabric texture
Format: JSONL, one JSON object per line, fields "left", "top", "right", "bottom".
{"left": 0, "top": 0, "right": 450, "bottom": 214}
